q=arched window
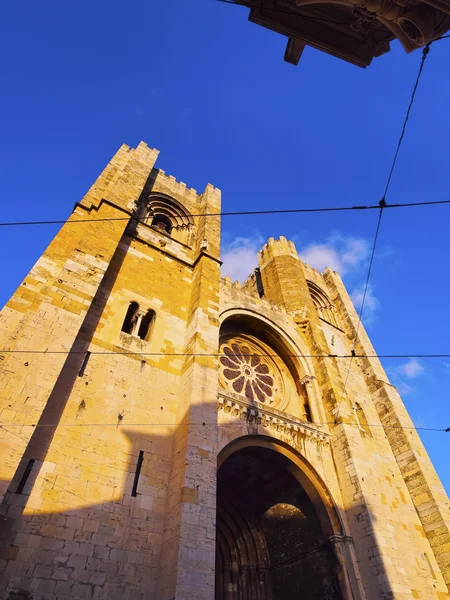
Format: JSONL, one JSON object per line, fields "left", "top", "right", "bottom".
{"left": 151, "top": 214, "right": 172, "bottom": 235}
{"left": 144, "top": 193, "right": 194, "bottom": 245}
{"left": 121, "top": 303, "right": 156, "bottom": 341}
{"left": 307, "top": 281, "right": 340, "bottom": 328}
{"left": 303, "top": 401, "right": 312, "bottom": 423}
{"left": 122, "top": 301, "right": 139, "bottom": 335}
{"left": 354, "top": 403, "right": 372, "bottom": 438}
{"left": 138, "top": 310, "right": 156, "bottom": 341}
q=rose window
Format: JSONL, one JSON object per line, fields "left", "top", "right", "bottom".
{"left": 219, "top": 342, "right": 275, "bottom": 403}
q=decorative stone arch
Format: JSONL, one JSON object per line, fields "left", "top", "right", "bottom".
{"left": 218, "top": 435, "right": 341, "bottom": 535}
{"left": 216, "top": 435, "right": 363, "bottom": 600}
{"left": 219, "top": 307, "right": 326, "bottom": 424}
{"left": 307, "top": 279, "right": 341, "bottom": 329}
{"left": 144, "top": 192, "right": 195, "bottom": 245}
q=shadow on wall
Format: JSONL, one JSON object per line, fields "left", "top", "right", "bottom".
{"left": 0, "top": 222, "right": 394, "bottom": 599}
{"left": 0, "top": 413, "right": 396, "bottom": 600}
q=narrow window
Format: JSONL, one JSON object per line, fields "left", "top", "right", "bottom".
{"left": 304, "top": 402, "right": 312, "bottom": 423}
{"left": 424, "top": 552, "right": 436, "bottom": 579}
{"left": 151, "top": 214, "right": 172, "bottom": 235}
{"left": 138, "top": 310, "right": 155, "bottom": 341}
{"left": 254, "top": 268, "right": 264, "bottom": 298}
{"left": 131, "top": 451, "right": 144, "bottom": 497}
{"left": 17, "top": 459, "right": 35, "bottom": 494}
{"left": 122, "top": 301, "right": 140, "bottom": 335}
{"left": 355, "top": 403, "right": 372, "bottom": 438}
{"left": 78, "top": 351, "right": 91, "bottom": 377}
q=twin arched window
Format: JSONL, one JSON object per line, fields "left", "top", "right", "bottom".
{"left": 121, "top": 302, "right": 155, "bottom": 341}
{"left": 307, "top": 281, "right": 340, "bottom": 329}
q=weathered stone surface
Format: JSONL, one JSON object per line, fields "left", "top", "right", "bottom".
{"left": 0, "top": 142, "right": 448, "bottom": 599}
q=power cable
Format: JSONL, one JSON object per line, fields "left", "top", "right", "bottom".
{"left": 0, "top": 198, "right": 449, "bottom": 228}
{"left": 0, "top": 421, "right": 448, "bottom": 433}
{"left": 334, "top": 202, "right": 384, "bottom": 422}
{"left": 334, "top": 40, "right": 434, "bottom": 422}
{"left": 2, "top": 350, "right": 450, "bottom": 358}
{"left": 383, "top": 43, "right": 431, "bottom": 200}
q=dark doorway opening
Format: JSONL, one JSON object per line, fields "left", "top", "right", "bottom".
{"left": 216, "top": 446, "right": 343, "bottom": 599}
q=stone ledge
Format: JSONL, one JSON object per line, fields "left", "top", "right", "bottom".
{"left": 218, "top": 392, "right": 330, "bottom": 443}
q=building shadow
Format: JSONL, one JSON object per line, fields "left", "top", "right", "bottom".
{"left": 0, "top": 409, "right": 401, "bottom": 600}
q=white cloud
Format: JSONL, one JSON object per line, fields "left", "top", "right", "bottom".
{"left": 398, "top": 359, "right": 424, "bottom": 379}
{"left": 351, "top": 284, "right": 380, "bottom": 325}
{"left": 299, "top": 234, "right": 369, "bottom": 275}
{"left": 444, "top": 363, "right": 450, "bottom": 375}
{"left": 221, "top": 232, "right": 381, "bottom": 324}
{"left": 299, "top": 244, "right": 343, "bottom": 273}
{"left": 221, "top": 235, "right": 262, "bottom": 282}
{"left": 387, "top": 359, "right": 425, "bottom": 397}
{"left": 397, "top": 382, "right": 414, "bottom": 396}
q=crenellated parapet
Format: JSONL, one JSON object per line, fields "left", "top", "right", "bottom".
{"left": 258, "top": 236, "right": 298, "bottom": 269}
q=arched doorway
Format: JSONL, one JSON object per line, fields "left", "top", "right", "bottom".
{"left": 216, "top": 444, "right": 344, "bottom": 599}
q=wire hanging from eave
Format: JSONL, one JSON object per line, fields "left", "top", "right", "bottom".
{"left": 382, "top": 43, "right": 431, "bottom": 200}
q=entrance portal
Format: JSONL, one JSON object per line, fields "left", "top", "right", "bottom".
{"left": 216, "top": 446, "right": 343, "bottom": 599}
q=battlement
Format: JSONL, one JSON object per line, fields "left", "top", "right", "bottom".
{"left": 154, "top": 169, "right": 199, "bottom": 198}
{"left": 153, "top": 169, "right": 220, "bottom": 208}
{"left": 300, "top": 259, "right": 328, "bottom": 280}
{"left": 258, "top": 236, "right": 298, "bottom": 266}
{"left": 243, "top": 271, "right": 257, "bottom": 293}
{"left": 220, "top": 275, "right": 287, "bottom": 314}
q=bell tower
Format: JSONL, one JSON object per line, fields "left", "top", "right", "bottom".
{"left": 0, "top": 142, "right": 222, "bottom": 599}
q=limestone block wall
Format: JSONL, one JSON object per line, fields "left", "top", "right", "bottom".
{"left": 250, "top": 237, "right": 450, "bottom": 598}
{"left": 298, "top": 261, "right": 449, "bottom": 599}
{"left": 0, "top": 144, "right": 222, "bottom": 600}
{"left": 0, "top": 142, "right": 159, "bottom": 504}
{"left": 0, "top": 141, "right": 448, "bottom": 600}
{"left": 325, "top": 267, "right": 450, "bottom": 592}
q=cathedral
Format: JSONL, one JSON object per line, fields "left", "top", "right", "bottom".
{"left": 0, "top": 141, "right": 449, "bottom": 600}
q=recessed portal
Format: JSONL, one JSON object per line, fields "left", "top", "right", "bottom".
{"left": 216, "top": 446, "right": 343, "bottom": 599}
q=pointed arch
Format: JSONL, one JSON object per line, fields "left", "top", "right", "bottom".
{"left": 307, "top": 280, "right": 341, "bottom": 329}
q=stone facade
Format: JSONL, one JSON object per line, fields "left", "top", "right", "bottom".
{"left": 0, "top": 141, "right": 449, "bottom": 599}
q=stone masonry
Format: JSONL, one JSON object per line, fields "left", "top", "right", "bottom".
{"left": 0, "top": 142, "right": 449, "bottom": 599}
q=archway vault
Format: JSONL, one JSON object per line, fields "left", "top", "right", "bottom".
{"left": 216, "top": 438, "right": 348, "bottom": 600}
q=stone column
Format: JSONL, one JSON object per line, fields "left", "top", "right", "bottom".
{"left": 329, "top": 534, "right": 366, "bottom": 600}
{"left": 132, "top": 310, "right": 144, "bottom": 337}
{"left": 301, "top": 375, "right": 321, "bottom": 424}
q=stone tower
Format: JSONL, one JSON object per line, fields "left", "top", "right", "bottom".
{"left": 0, "top": 142, "right": 449, "bottom": 600}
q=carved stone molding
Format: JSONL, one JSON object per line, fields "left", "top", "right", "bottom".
{"left": 329, "top": 534, "right": 355, "bottom": 546}
{"left": 301, "top": 375, "right": 317, "bottom": 387}
{"left": 217, "top": 392, "right": 330, "bottom": 444}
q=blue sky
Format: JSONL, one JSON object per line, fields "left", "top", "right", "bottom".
{"left": 1, "top": 1, "right": 449, "bottom": 491}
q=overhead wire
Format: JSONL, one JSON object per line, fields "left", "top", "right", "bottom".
{"left": 2, "top": 350, "right": 450, "bottom": 358}
{"left": 0, "top": 198, "right": 449, "bottom": 228}
{"left": 0, "top": 17, "right": 448, "bottom": 445}
{"left": 382, "top": 43, "right": 432, "bottom": 199}
{"left": 334, "top": 202, "right": 384, "bottom": 422}
{"left": 0, "top": 420, "right": 448, "bottom": 433}
{"left": 334, "top": 42, "right": 433, "bottom": 423}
